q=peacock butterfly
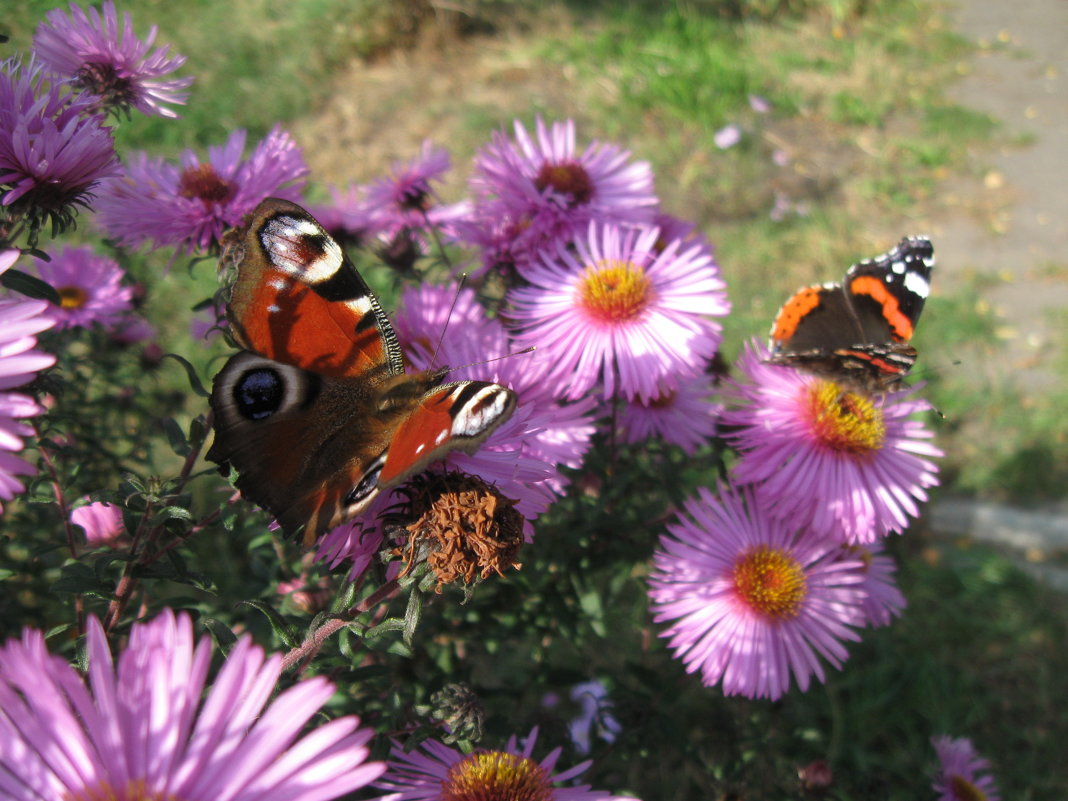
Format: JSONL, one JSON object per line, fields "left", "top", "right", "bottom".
{"left": 207, "top": 198, "right": 517, "bottom": 546}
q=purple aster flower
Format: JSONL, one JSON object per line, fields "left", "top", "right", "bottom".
{"left": 373, "top": 726, "right": 639, "bottom": 801}
{"left": 33, "top": 0, "right": 192, "bottom": 118}
{"left": 616, "top": 373, "right": 720, "bottom": 454}
{"left": 568, "top": 680, "right": 622, "bottom": 756}
{"left": 648, "top": 482, "right": 867, "bottom": 700}
{"left": 720, "top": 341, "right": 942, "bottom": 544}
{"left": 931, "top": 736, "right": 1000, "bottom": 801}
{"left": 95, "top": 125, "right": 307, "bottom": 254}
{"left": 470, "top": 117, "right": 657, "bottom": 272}
{"left": 399, "top": 283, "right": 597, "bottom": 498}
{"left": 0, "top": 610, "right": 385, "bottom": 801}
{"left": 364, "top": 141, "right": 469, "bottom": 240}
{"left": 848, "top": 543, "right": 906, "bottom": 628}
{"left": 70, "top": 499, "right": 125, "bottom": 547}
{"left": 34, "top": 244, "right": 133, "bottom": 329}
{"left": 508, "top": 220, "right": 728, "bottom": 403}
{"left": 0, "top": 296, "right": 55, "bottom": 514}
{"left": 307, "top": 183, "right": 377, "bottom": 248}
{"left": 0, "top": 57, "right": 119, "bottom": 237}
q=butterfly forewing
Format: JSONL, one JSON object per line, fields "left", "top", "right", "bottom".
{"left": 225, "top": 198, "right": 404, "bottom": 378}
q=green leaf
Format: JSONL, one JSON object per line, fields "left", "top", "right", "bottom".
{"left": 240, "top": 600, "right": 300, "bottom": 648}
{"left": 162, "top": 352, "right": 211, "bottom": 398}
{"left": 403, "top": 586, "right": 422, "bottom": 645}
{"left": 0, "top": 269, "right": 61, "bottom": 304}
{"left": 201, "top": 618, "right": 238, "bottom": 655}
{"left": 162, "top": 417, "right": 191, "bottom": 456}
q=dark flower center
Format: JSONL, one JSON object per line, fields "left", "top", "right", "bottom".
{"left": 76, "top": 61, "right": 137, "bottom": 111}
{"left": 441, "top": 751, "right": 553, "bottom": 801}
{"left": 178, "top": 164, "right": 234, "bottom": 206}
{"left": 534, "top": 161, "right": 593, "bottom": 206}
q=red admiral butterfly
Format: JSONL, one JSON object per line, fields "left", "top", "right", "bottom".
{"left": 768, "top": 236, "right": 934, "bottom": 392}
{"left": 207, "top": 198, "right": 517, "bottom": 546}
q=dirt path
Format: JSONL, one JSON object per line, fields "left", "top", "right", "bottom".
{"left": 933, "top": 0, "right": 1068, "bottom": 395}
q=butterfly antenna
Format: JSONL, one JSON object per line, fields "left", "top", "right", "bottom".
{"left": 447, "top": 346, "right": 536, "bottom": 376}
{"left": 430, "top": 273, "right": 469, "bottom": 367}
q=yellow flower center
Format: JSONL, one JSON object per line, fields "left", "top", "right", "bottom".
{"left": 578, "top": 259, "right": 653, "bottom": 323}
{"left": 442, "top": 751, "right": 553, "bottom": 801}
{"left": 534, "top": 161, "right": 593, "bottom": 206}
{"left": 65, "top": 778, "right": 179, "bottom": 801}
{"left": 58, "top": 285, "right": 89, "bottom": 309}
{"left": 805, "top": 380, "right": 886, "bottom": 455}
{"left": 733, "top": 546, "right": 808, "bottom": 620}
{"left": 949, "top": 774, "right": 989, "bottom": 801}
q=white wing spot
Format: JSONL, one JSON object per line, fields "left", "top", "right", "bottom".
{"left": 414, "top": 443, "right": 426, "bottom": 455}
{"left": 891, "top": 259, "right": 906, "bottom": 274}
{"left": 904, "top": 271, "right": 930, "bottom": 298}
{"left": 434, "top": 429, "right": 449, "bottom": 446}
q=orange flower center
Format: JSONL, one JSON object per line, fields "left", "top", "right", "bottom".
{"left": 57, "top": 285, "right": 89, "bottom": 310}
{"left": 534, "top": 161, "right": 593, "bottom": 206}
{"left": 805, "top": 380, "right": 886, "bottom": 455}
{"left": 65, "top": 778, "right": 179, "bottom": 801}
{"left": 441, "top": 751, "right": 553, "bottom": 801}
{"left": 733, "top": 546, "right": 807, "bottom": 620}
{"left": 578, "top": 259, "right": 653, "bottom": 323}
{"left": 178, "top": 163, "right": 233, "bottom": 205}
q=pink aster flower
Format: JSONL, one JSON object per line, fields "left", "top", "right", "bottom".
{"left": 849, "top": 543, "right": 906, "bottom": 628}
{"left": 647, "top": 482, "right": 867, "bottom": 700}
{"left": 0, "top": 297, "right": 55, "bottom": 514}
{"left": 470, "top": 117, "right": 657, "bottom": 270}
{"left": 508, "top": 220, "right": 728, "bottom": 403}
{"left": 931, "top": 736, "right": 1000, "bottom": 801}
{"left": 616, "top": 372, "right": 720, "bottom": 454}
{"left": 399, "top": 282, "right": 597, "bottom": 498}
{"left": 70, "top": 499, "right": 125, "bottom": 547}
{"left": 364, "top": 141, "right": 469, "bottom": 240}
{"left": 95, "top": 125, "right": 307, "bottom": 254}
{"left": 0, "top": 610, "right": 385, "bottom": 801}
{"left": 0, "top": 57, "right": 119, "bottom": 235}
{"left": 720, "top": 341, "right": 942, "bottom": 544}
{"left": 34, "top": 244, "right": 133, "bottom": 329}
{"left": 373, "top": 726, "right": 638, "bottom": 801}
{"left": 33, "top": 0, "right": 192, "bottom": 118}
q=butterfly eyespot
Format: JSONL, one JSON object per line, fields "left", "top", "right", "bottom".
{"left": 344, "top": 453, "right": 387, "bottom": 509}
{"left": 233, "top": 367, "right": 284, "bottom": 420}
